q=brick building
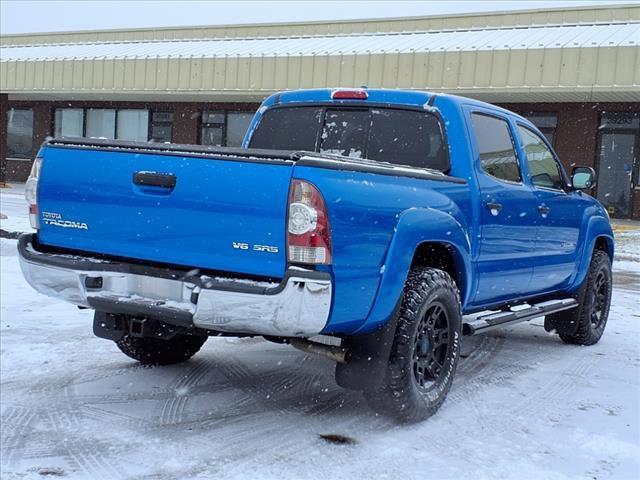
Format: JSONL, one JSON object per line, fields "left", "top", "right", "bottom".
{"left": 1, "top": 4, "right": 639, "bottom": 217}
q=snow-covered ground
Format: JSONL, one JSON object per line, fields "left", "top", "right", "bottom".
{"left": 1, "top": 185, "right": 639, "bottom": 480}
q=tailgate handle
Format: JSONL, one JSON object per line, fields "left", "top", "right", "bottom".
{"left": 133, "top": 171, "right": 176, "bottom": 189}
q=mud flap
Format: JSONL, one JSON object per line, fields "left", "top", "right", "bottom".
{"left": 334, "top": 300, "right": 401, "bottom": 391}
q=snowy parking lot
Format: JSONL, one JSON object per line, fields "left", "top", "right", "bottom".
{"left": 1, "top": 184, "right": 639, "bottom": 480}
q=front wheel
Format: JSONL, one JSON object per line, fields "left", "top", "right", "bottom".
{"left": 548, "top": 249, "right": 612, "bottom": 346}
{"left": 364, "top": 267, "right": 462, "bottom": 422}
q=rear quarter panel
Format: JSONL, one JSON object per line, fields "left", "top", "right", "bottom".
{"left": 294, "top": 165, "right": 473, "bottom": 334}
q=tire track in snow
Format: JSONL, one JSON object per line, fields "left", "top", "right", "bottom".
{"left": 507, "top": 352, "right": 593, "bottom": 418}
{"left": 158, "top": 359, "right": 215, "bottom": 426}
{"left": 0, "top": 406, "right": 37, "bottom": 469}
{"left": 40, "top": 386, "right": 128, "bottom": 480}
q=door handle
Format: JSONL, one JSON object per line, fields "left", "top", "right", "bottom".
{"left": 486, "top": 202, "right": 503, "bottom": 213}
{"left": 538, "top": 205, "right": 550, "bottom": 215}
{"left": 133, "top": 171, "right": 176, "bottom": 189}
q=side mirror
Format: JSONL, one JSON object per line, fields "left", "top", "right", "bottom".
{"left": 571, "top": 166, "right": 596, "bottom": 190}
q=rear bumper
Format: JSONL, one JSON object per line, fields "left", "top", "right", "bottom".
{"left": 17, "top": 234, "right": 332, "bottom": 337}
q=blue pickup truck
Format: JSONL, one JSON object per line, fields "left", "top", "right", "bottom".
{"left": 18, "top": 88, "right": 614, "bottom": 421}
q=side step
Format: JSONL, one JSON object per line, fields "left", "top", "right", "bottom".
{"left": 463, "top": 298, "right": 578, "bottom": 336}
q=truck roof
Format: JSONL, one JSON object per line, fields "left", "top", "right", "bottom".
{"left": 264, "top": 88, "right": 527, "bottom": 123}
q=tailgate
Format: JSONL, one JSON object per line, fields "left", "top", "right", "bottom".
{"left": 36, "top": 143, "right": 294, "bottom": 279}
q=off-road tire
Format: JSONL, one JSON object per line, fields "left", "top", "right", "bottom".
{"left": 364, "top": 268, "right": 462, "bottom": 422}
{"left": 116, "top": 334, "right": 207, "bottom": 365}
{"left": 550, "top": 250, "right": 612, "bottom": 346}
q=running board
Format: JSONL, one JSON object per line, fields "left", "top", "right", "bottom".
{"left": 463, "top": 298, "right": 578, "bottom": 336}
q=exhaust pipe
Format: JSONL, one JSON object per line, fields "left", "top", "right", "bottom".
{"left": 290, "top": 338, "right": 347, "bottom": 364}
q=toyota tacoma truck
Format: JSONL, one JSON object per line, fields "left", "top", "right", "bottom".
{"left": 18, "top": 88, "right": 614, "bottom": 422}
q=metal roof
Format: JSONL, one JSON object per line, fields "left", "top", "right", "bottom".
{"left": 2, "top": 3, "right": 638, "bottom": 45}
{"left": 2, "top": 22, "right": 638, "bottom": 61}
{"left": 1, "top": 5, "right": 639, "bottom": 103}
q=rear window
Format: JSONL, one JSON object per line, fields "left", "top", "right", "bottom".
{"left": 249, "top": 107, "right": 322, "bottom": 151}
{"left": 249, "top": 106, "right": 448, "bottom": 172}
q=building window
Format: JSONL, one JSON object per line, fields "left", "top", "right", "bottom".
{"left": 85, "top": 109, "right": 116, "bottom": 139}
{"left": 150, "top": 112, "right": 174, "bottom": 143}
{"left": 522, "top": 113, "right": 558, "bottom": 146}
{"left": 200, "top": 111, "right": 225, "bottom": 146}
{"left": 54, "top": 108, "right": 83, "bottom": 137}
{"left": 117, "top": 110, "right": 149, "bottom": 142}
{"left": 54, "top": 108, "right": 150, "bottom": 141}
{"left": 7, "top": 108, "right": 34, "bottom": 159}
{"left": 200, "top": 110, "right": 254, "bottom": 147}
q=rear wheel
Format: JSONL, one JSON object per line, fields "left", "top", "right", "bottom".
{"left": 116, "top": 334, "right": 207, "bottom": 366}
{"left": 550, "top": 249, "right": 612, "bottom": 346}
{"left": 364, "top": 267, "right": 461, "bottom": 422}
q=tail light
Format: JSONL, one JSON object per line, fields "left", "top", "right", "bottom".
{"left": 25, "top": 156, "right": 43, "bottom": 229}
{"left": 287, "top": 179, "right": 332, "bottom": 264}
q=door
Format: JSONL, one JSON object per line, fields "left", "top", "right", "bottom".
{"left": 596, "top": 112, "right": 640, "bottom": 219}
{"left": 517, "top": 125, "right": 586, "bottom": 293}
{"left": 469, "top": 112, "right": 539, "bottom": 306}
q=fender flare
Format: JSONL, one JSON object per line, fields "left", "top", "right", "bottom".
{"left": 569, "top": 214, "right": 614, "bottom": 292}
{"left": 357, "top": 207, "right": 472, "bottom": 335}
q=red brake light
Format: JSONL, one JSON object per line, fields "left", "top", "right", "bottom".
{"left": 287, "top": 179, "right": 332, "bottom": 265}
{"left": 331, "top": 89, "right": 368, "bottom": 100}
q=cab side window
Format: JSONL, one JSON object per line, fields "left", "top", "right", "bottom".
{"left": 471, "top": 113, "right": 521, "bottom": 183}
{"left": 518, "top": 126, "right": 564, "bottom": 190}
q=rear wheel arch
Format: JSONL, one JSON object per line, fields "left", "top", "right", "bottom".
{"left": 410, "top": 241, "right": 468, "bottom": 304}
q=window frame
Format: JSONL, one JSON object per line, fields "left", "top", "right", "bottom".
{"left": 199, "top": 110, "right": 226, "bottom": 147}
{"left": 53, "top": 107, "right": 150, "bottom": 142}
{"left": 516, "top": 122, "right": 569, "bottom": 193}
{"left": 470, "top": 111, "right": 524, "bottom": 186}
{"left": 248, "top": 103, "right": 451, "bottom": 173}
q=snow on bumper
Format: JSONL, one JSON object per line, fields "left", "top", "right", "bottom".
{"left": 17, "top": 234, "right": 332, "bottom": 337}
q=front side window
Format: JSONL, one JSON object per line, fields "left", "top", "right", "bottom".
{"left": 7, "top": 108, "right": 34, "bottom": 158}
{"left": 518, "top": 126, "right": 564, "bottom": 190}
{"left": 471, "top": 113, "right": 521, "bottom": 183}
{"left": 523, "top": 113, "right": 557, "bottom": 145}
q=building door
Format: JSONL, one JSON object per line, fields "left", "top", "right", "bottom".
{"left": 596, "top": 112, "right": 639, "bottom": 219}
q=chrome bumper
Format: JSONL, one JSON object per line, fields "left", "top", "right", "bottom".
{"left": 17, "top": 235, "right": 332, "bottom": 337}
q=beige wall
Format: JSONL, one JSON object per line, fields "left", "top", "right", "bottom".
{"left": 1, "top": 5, "right": 638, "bottom": 103}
